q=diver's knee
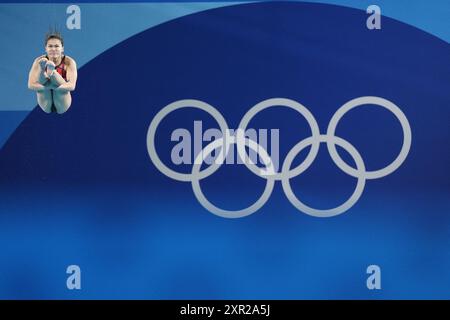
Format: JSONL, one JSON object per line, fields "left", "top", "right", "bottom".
{"left": 56, "top": 106, "right": 70, "bottom": 114}
{"left": 53, "top": 93, "right": 72, "bottom": 114}
{"left": 55, "top": 101, "right": 71, "bottom": 114}
{"left": 38, "top": 101, "right": 53, "bottom": 113}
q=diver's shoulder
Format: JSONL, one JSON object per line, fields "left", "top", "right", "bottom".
{"left": 64, "top": 55, "right": 77, "bottom": 66}
{"left": 33, "top": 55, "right": 47, "bottom": 64}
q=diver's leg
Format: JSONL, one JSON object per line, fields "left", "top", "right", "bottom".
{"left": 36, "top": 82, "right": 54, "bottom": 113}
{"left": 53, "top": 90, "right": 72, "bottom": 114}
{"left": 48, "top": 71, "right": 72, "bottom": 113}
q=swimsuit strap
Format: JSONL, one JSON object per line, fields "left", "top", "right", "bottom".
{"left": 44, "top": 55, "right": 66, "bottom": 68}
{"left": 55, "top": 55, "right": 66, "bottom": 69}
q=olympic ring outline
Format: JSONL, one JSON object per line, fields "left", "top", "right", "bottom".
{"left": 192, "top": 135, "right": 276, "bottom": 219}
{"left": 146, "top": 97, "right": 412, "bottom": 218}
{"left": 146, "top": 99, "right": 230, "bottom": 182}
{"left": 282, "top": 135, "right": 366, "bottom": 217}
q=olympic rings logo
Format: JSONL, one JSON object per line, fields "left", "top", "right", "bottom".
{"left": 147, "top": 97, "right": 412, "bottom": 218}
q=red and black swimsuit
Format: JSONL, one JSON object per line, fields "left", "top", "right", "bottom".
{"left": 46, "top": 55, "right": 67, "bottom": 81}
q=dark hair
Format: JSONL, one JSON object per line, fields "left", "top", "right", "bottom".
{"left": 45, "top": 29, "right": 64, "bottom": 46}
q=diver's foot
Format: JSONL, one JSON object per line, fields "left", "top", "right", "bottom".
{"left": 38, "top": 58, "right": 49, "bottom": 73}
{"left": 45, "top": 60, "right": 56, "bottom": 77}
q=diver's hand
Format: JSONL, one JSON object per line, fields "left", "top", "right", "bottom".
{"left": 45, "top": 60, "right": 56, "bottom": 77}
{"left": 38, "top": 58, "right": 49, "bottom": 71}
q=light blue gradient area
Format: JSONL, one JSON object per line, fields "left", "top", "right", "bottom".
{"left": 307, "top": 0, "right": 450, "bottom": 43}
{"left": 0, "top": 186, "right": 449, "bottom": 299}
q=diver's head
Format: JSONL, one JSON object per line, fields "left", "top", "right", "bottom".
{"left": 45, "top": 31, "right": 64, "bottom": 60}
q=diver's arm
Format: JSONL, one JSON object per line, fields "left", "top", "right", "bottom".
{"left": 54, "top": 58, "right": 77, "bottom": 92}
{"left": 28, "top": 58, "right": 50, "bottom": 92}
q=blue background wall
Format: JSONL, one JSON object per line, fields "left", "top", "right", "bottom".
{"left": 0, "top": 1, "right": 449, "bottom": 299}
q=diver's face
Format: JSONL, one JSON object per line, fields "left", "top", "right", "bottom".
{"left": 45, "top": 38, "right": 64, "bottom": 60}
